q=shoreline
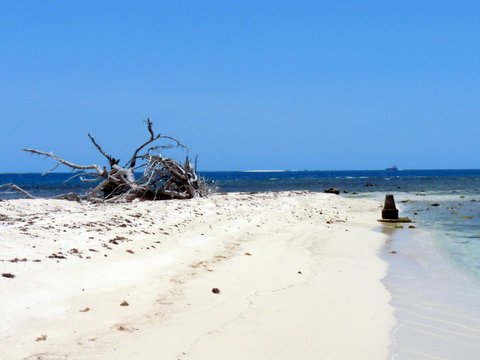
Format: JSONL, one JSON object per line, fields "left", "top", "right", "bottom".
{"left": 0, "top": 192, "right": 393, "bottom": 359}
{"left": 381, "top": 224, "right": 480, "bottom": 359}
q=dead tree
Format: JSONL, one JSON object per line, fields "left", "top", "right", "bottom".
{"left": 19, "top": 119, "right": 210, "bottom": 202}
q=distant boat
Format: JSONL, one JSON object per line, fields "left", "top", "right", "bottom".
{"left": 386, "top": 165, "right": 399, "bottom": 171}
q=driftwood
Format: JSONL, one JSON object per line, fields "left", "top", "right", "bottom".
{"left": 5, "top": 119, "right": 209, "bottom": 202}
{"left": 0, "top": 184, "right": 81, "bottom": 201}
{"left": 0, "top": 184, "right": 36, "bottom": 199}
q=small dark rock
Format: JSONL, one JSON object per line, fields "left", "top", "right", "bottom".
{"left": 324, "top": 188, "right": 340, "bottom": 195}
{"left": 48, "top": 253, "right": 66, "bottom": 259}
{"left": 2, "top": 272, "right": 15, "bottom": 279}
{"left": 211, "top": 288, "right": 220, "bottom": 294}
{"left": 431, "top": 203, "right": 440, "bottom": 207}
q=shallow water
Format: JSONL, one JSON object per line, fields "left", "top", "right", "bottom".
{"left": 381, "top": 227, "right": 480, "bottom": 359}
{"left": 383, "top": 192, "right": 480, "bottom": 284}
{"left": 362, "top": 189, "right": 480, "bottom": 359}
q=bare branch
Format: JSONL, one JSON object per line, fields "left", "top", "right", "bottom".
{"left": 147, "top": 135, "right": 187, "bottom": 152}
{"left": 127, "top": 118, "right": 161, "bottom": 169}
{"left": 63, "top": 172, "right": 101, "bottom": 184}
{"left": 88, "top": 134, "right": 119, "bottom": 167}
{"left": 23, "top": 148, "right": 105, "bottom": 175}
{"left": 0, "top": 184, "right": 36, "bottom": 199}
{"left": 0, "top": 184, "right": 83, "bottom": 202}
{"left": 42, "top": 163, "right": 60, "bottom": 176}
{"left": 146, "top": 118, "right": 154, "bottom": 138}
{"left": 126, "top": 119, "right": 186, "bottom": 169}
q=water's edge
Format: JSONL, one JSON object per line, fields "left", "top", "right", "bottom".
{"left": 380, "top": 225, "right": 480, "bottom": 359}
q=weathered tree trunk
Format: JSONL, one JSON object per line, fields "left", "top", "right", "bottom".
{"left": 7, "top": 119, "right": 210, "bottom": 202}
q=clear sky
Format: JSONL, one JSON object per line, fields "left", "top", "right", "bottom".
{"left": 1, "top": 1, "right": 479, "bottom": 172}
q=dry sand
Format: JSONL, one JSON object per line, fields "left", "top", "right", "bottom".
{"left": 0, "top": 191, "right": 394, "bottom": 360}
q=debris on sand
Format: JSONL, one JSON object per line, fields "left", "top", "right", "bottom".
{"left": 35, "top": 334, "right": 47, "bottom": 342}
{"left": 48, "top": 252, "right": 67, "bottom": 259}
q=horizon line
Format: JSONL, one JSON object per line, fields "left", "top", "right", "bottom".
{"left": 1, "top": 168, "right": 480, "bottom": 175}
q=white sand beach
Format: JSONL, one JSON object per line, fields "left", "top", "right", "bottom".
{"left": 0, "top": 192, "right": 394, "bottom": 360}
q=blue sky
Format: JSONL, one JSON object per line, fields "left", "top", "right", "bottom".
{"left": 1, "top": 1, "right": 479, "bottom": 172}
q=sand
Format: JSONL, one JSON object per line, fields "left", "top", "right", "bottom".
{"left": 0, "top": 191, "right": 394, "bottom": 360}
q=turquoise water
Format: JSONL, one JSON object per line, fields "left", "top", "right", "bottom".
{"left": 397, "top": 193, "right": 480, "bottom": 282}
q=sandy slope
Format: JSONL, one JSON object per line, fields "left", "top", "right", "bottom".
{"left": 0, "top": 191, "right": 393, "bottom": 360}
